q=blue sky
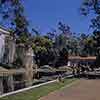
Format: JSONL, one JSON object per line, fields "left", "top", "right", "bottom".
{"left": 24, "top": 0, "right": 93, "bottom": 34}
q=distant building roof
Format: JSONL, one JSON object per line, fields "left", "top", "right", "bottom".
{"left": 68, "top": 56, "right": 96, "bottom": 61}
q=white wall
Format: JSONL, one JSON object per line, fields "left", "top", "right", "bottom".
{"left": 0, "top": 33, "right": 5, "bottom": 62}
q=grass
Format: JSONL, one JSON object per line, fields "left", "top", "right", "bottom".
{"left": 0, "top": 78, "right": 76, "bottom": 100}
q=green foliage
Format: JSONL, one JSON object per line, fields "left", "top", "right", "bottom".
{"left": 18, "top": 32, "right": 29, "bottom": 43}
{"left": 81, "top": 0, "right": 100, "bottom": 31}
{"left": 58, "top": 22, "right": 72, "bottom": 35}
{"left": 0, "top": 0, "right": 30, "bottom": 44}
{"left": 34, "top": 46, "right": 47, "bottom": 53}
{"left": 31, "top": 35, "right": 54, "bottom": 66}
{"left": 78, "top": 33, "right": 96, "bottom": 56}
{"left": 32, "top": 36, "right": 53, "bottom": 53}
{"left": 92, "top": 31, "right": 100, "bottom": 54}
{"left": 1, "top": 0, "right": 98, "bottom": 67}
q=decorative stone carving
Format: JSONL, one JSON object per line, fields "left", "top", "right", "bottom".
{"left": 7, "top": 75, "right": 14, "bottom": 92}
{"left": 0, "top": 78, "right": 3, "bottom": 94}
{"left": 3, "top": 36, "right": 16, "bottom": 64}
{"left": 0, "top": 34, "right": 5, "bottom": 63}
{"left": 23, "top": 47, "right": 34, "bottom": 87}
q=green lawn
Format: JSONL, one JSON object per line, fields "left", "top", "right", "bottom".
{"left": 0, "top": 78, "right": 76, "bottom": 100}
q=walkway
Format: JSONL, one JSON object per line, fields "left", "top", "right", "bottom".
{"left": 40, "top": 79, "right": 100, "bottom": 100}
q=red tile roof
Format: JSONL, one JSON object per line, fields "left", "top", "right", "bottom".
{"left": 68, "top": 56, "right": 96, "bottom": 60}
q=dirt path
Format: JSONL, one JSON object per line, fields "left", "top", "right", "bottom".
{"left": 40, "top": 79, "right": 100, "bottom": 100}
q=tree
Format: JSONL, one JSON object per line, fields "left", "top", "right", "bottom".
{"left": 58, "top": 22, "right": 72, "bottom": 36}
{"left": 68, "top": 36, "right": 79, "bottom": 56}
{"left": 51, "top": 22, "right": 73, "bottom": 67}
{"left": 81, "top": 0, "right": 100, "bottom": 31}
{"left": 55, "top": 34, "right": 67, "bottom": 50}
{"left": 31, "top": 22, "right": 70, "bottom": 67}
{"left": 81, "top": 0, "right": 100, "bottom": 66}
{"left": 85, "top": 36, "right": 96, "bottom": 56}
{"left": 79, "top": 33, "right": 96, "bottom": 56}
{"left": 32, "top": 34, "right": 54, "bottom": 66}
{"left": 0, "top": 0, "right": 30, "bottom": 43}
{"left": 58, "top": 22, "right": 81, "bottom": 56}
{"left": 92, "top": 30, "right": 100, "bottom": 60}
{"left": 46, "top": 29, "right": 56, "bottom": 41}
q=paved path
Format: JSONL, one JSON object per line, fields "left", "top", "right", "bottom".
{"left": 40, "top": 79, "right": 100, "bottom": 100}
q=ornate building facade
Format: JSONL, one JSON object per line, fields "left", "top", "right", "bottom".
{"left": 0, "top": 27, "right": 36, "bottom": 94}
